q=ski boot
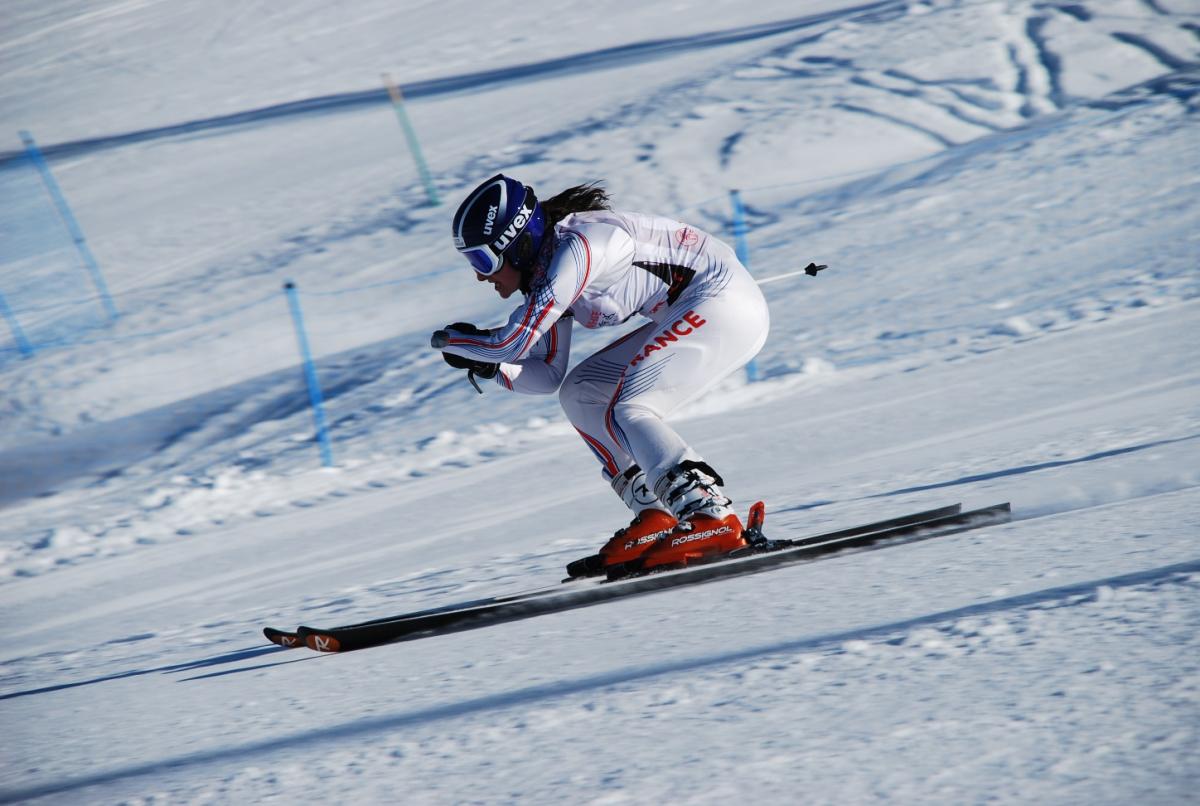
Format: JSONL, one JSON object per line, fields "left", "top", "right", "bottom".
{"left": 598, "top": 509, "right": 679, "bottom": 566}
{"left": 635, "top": 460, "right": 749, "bottom": 572}
{"left": 565, "top": 466, "right": 677, "bottom": 578}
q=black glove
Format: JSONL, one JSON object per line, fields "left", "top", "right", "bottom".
{"left": 441, "top": 352, "right": 499, "bottom": 379}
{"left": 435, "top": 322, "right": 498, "bottom": 394}
{"left": 447, "top": 321, "right": 489, "bottom": 335}
{"left": 431, "top": 321, "right": 491, "bottom": 348}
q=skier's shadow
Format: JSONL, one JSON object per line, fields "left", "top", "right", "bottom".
{"left": 0, "top": 644, "right": 308, "bottom": 702}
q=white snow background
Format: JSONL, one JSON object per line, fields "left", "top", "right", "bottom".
{"left": 1, "top": 0, "right": 1198, "bottom": 803}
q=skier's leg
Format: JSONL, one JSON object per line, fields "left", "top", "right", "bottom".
{"left": 608, "top": 267, "right": 770, "bottom": 498}
{"left": 604, "top": 267, "right": 770, "bottom": 569}
{"left": 560, "top": 324, "right": 679, "bottom": 567}
{"left": 560, "top": 263, "right": 769, "bottom": 569}
{"left": 560, "top": 323, "right": 675, "bottom": 513}
{"left": 604, "top": 271, "right": 763, "bottom": 573}
{"left": 559, "top": 322, "right": 655, "bottom": 486}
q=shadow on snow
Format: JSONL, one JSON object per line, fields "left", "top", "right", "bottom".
{"left": 2, "top": 558, "right": 1196, "bottom": 803}
{"left": 0, "top": 645, "right": 307, "bottom": 703}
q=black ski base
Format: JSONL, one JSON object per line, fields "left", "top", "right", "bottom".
{"left": 279, "top": 501, "right": 1010, "bottom": 653}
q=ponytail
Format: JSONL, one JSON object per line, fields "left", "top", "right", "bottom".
{"left": 542, "top": 182, "right": 611, "bottom": 227}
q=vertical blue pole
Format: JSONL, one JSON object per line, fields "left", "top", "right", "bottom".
{"left": 730, "top": 189, "right": 759, "bottom": 382}
{"left": 730, "top": 189, "right": 751, "bottom": 266}
{"left": 284, "top": 281, "right": 335, "bottom": 468}
{"left": 0, "top": 291, "right": 34, "bottom": 358}
{"left": 382, "top": 74, "right": 440, "bottom": 207}
{"left": 19, "top": 130, "right": 119, "bottom": 322}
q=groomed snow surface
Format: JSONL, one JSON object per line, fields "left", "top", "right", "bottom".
{"left": 1, "top": 1, "right": 1198, "bottom": 803}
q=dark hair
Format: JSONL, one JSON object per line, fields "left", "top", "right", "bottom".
{"left": 516, "top": 182, "right": 612, "bottom": 295}
{"left": 542, "top": 182, "right": 611, "bottom": 226}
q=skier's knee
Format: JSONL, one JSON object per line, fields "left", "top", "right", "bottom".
{"left": 609, "top": 399, "right": 658, "bottom": 432}
{"left": 557, "top": 374, "right": 585, "bottom": 424}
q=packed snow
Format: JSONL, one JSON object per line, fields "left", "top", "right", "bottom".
{"left": 1, "top": 0, "right": 1197, "bottom": 803}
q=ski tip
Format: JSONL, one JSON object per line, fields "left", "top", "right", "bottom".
{"left": 263, "top": 627, "right": 304, "bottom": 649}
{"left": 303, "top": 631, "right": 342, "bottom": 653}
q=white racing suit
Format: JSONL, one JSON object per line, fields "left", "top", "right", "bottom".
{"left": 439, "top": 210, "right": 769, "bottom": 497}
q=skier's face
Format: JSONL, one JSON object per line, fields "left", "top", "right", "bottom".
{"left": 477, "top": 260, "right": 521, "bottom": 299}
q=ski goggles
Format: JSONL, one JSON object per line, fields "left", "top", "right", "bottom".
{"left": 459, "top": 242, "right": 506, "bottom": 276}
{"left": 456, "top": 199, "right": 546, "bottom": 277}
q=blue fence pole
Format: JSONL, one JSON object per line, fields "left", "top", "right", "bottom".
{"left": 730, "top": 188, "right": 751, "bottom": 266}
{"left": 729, "top": 188, "right": 759, "bottom": 382}
{"left": 19, "top": 130, "right": 119, "bottom": 322}
{"left": 283, "top": 281, "right": 335, "bottom": 467}
{"left": 382, "top": 74, "right": 440, "bottom": 207}
{"left": 0, "top": 291, "right": 34, "bottom": 358}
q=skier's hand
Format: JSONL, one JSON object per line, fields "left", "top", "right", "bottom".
{"left": 430, "top": 322, "right": 491, "bottom": 349}
{"left": 441, "top": 352, "right": 498, "bottom": 395}
{"left": 432, "top": 323, "right": 499, "bottom": 393}
{"left": 441, "top": 352, "right": 499, "bottom": 379}
{"left": 448, "top": 321, "right": 490, "bottom": 335}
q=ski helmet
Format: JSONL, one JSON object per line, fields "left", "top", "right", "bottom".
{"left": 451, "top": 174, "right": 546, "bottom": 276}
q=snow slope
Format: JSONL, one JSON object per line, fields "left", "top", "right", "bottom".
{"left": 1, "top": 0, "right": 1198, "bottom": 803}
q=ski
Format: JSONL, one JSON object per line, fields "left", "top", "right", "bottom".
{"left": 263, "top": 627, "right": 304, "bottom": 648}
{"left": 262, "top": 583, "right": 593, "bottom": 648}
{"left": 291, "top": 502, "right": 1009, "bottom": 653}
{"left": 263, "top": 502, "right": 961, "bottom": 649}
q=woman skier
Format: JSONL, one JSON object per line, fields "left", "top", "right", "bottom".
{"left": 432, "top": 174, "right": 770, "bottom": 574}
